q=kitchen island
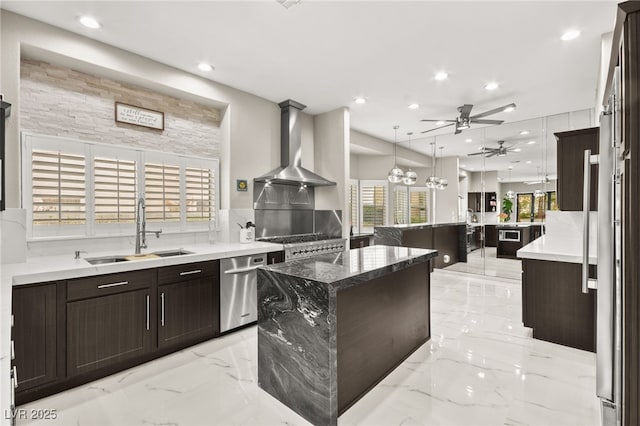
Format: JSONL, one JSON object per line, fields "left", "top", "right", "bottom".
{"left": 257, "top": 245, "right": 438, "bottom": 425}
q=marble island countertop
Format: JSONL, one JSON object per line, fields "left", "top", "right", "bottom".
{"left": 261, "top": 245, "right": 437, "bottom": 288}
{"left": 517, "top": 235, "right": 596, "bottom": 265}
{"left": 374, "top": 221, "right": 465, "bottom": 230}
{"left": 496, "top": 223, "right": 543, "bottom": 228}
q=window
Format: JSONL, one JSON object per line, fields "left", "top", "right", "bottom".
{"left": 410, "top": 187, "right": 429, "bottom": 224}
{"left": 31, "top": 149, "right": 86, "bottom": 225}
{"left": 185, "top": 167, "right": 213, "bottom": 222}
{"left": 23, "top": 134, "right": 219, "bottom": 239}
{"left": 94, "top": 157, "right": 136, "bottom": 224}
{"left": 144, "top": 162, "right": 181, "bottom": 222}
{"left": 359, "top": 180, "right": 388, "bottom": 232}
{"left": 517, "top": 193, "right": 533, "bottom": 222}
{"left": 393, "top": 185, "right": 408, "bottom": 225}
{"left": 348, "top": 180, "right": 359, "bottom": 233}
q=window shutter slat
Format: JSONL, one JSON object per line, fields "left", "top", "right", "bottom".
{"left": 360, "top": 182, "right": 387, "bottom": 232}
{"left": 94, "top": 157, "right": 137, "bottom": 224}
{"left": 145, "top": 163, "right": 182, "bottom": 222}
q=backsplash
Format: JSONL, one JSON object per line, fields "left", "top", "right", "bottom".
{"left": 545, "top": 210, "right": 597, "bottom": 246}
{"left": 1, "top": 209, "right": 27, "bottom": 264}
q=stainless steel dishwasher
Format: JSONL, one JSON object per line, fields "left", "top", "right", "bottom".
{"left": 219, "top": 253, "right": 266, "bottom": 332}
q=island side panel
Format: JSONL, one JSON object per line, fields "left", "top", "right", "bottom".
{"left": 257, "top": 269, "right": 337, "bottom": 426}
{"left": 336, "top": 261, "right": 430, "bottom": 414}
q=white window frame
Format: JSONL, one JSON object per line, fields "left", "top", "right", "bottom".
{"left": 348, "top": 179, "right": 359, "bottom": 234}
{"left": 21, "top": 133, "right": 219, "bottom": 240}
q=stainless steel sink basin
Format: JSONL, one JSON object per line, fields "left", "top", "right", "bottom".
{"left": 152, "top": 249, "right": 194, "bottom": 257}
{"left": 85, "top": 256, "right": 129, "bottom": 265}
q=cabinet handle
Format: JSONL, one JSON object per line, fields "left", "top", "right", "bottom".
{"left": 161, "top": 292, "right": 165, "bottom": 327}
{"left": 97, "top": 281, "right": 129, "bottom": 289}
{"left": 179, "top": 269, "right": 201, "bottom": 276}
{"left": 146, "top": 295, "right": 150, "bottom": 331}
{"left": 11, "top": 340, "right": 15, "bottom": 360}
{"left": 11, "top": 366, "right": 18, "bottom": 389}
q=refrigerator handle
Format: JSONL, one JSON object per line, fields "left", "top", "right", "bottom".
{"left": 582, "top": 150, "right": 598, "bottom": 293}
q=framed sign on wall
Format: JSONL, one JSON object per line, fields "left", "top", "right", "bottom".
{"left": 115, "top": 102, "right": 164, "bottom": 130}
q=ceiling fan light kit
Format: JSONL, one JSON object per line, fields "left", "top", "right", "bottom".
{"left": 388, "top": 125, "right": 405, "bottom": 184}
{"left": 421, "top": 102, "right": 516, "bottom": 135}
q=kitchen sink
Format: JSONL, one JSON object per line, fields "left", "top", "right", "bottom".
{"left": 84, "top": 249, "right": 194, "bottom": 265}
{"left": 85, "top": 256, "right": 130, "bottom": 265}
{"left": 152, "top": 249, "right": 193, "bottom": 257}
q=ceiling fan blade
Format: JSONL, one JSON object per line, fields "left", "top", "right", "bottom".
{"left": 470, "top": 103, "right": 516, "bottom": 119}
{"left": 486, "top": 152, "right": 499, "bottom": 158}
{"left": 470, "top": 119, "right": 504, "bottom": 125}
{"left": 420, "top": 119, "right": 457, "bottom": 123}
{"left": 458, "top": 104, "right": 473, "bottom": 118}
{"left": 420, "top": 123, "right": 455, "bottom": 134}
{"left": 467, "top": 152, "right": 487, "bottom": 156}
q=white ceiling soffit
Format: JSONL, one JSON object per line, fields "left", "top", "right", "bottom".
{"left": 2, "top": 1, "right": 617, "bottom": 143}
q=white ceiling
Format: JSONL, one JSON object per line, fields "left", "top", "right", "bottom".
{"left": 2, "top": 0, "right": 618, "bottom": 181}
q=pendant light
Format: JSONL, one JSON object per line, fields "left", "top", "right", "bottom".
{"left": 533, "top": 166, "right": 544, "bottom": 197}
{"left": 402, "top": 132, "right": 418, "bottom": 185}
{"left": 505, "top": 168, "right": 515, "bottom": 199}
{"left": 435, "top": 147, "right": 448, "bottom": 190}
{"left": 426, "top": 141, "right": 439, "bottom": 188}
{"left": 387, "top": 125, "right": 405, "bottom": 183}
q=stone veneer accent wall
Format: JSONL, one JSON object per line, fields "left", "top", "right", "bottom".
{"left": 20, "top": 59, "right": 221, "bottom": 157}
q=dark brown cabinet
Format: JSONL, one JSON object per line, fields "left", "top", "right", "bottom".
{"left": 484, "top": 225, "right": 497, "bottom": 247}
{"left": 467, "top": 192, "right": 497, "bottom": 213}
{"left": 522, "top": 259, "right": 596, "bottom": 352}
{"left": 12, "top": 283, "right": 59, "bottom": 391}
{"left": 66, "top": 288, "right": 153, "bottom": 377}
{"left": 350, "top": 235, "right": 370, "bottom": 249}
{"left": 266, "top": 251, "right": 285, "bottom": 265}
{"left": 157, "top": 262, "right": 219, "bottom": 349}
{"left": 467, "top": 192, "right": 481, "bottom": 212}
{"left": 555, "top": 127, "right": 599, "bottom": 211}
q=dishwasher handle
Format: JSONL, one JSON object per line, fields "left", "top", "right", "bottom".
{"left": 223, "top": 265, "right": 263, "bottom": 275}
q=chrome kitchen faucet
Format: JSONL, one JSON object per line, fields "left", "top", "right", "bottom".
{"left": 135, "top": 196, "right": 162, "bottom": 254}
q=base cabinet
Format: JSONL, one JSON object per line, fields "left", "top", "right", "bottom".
{"left": 158, "top": 276, "right": 218, "bottom": 349}
{"left": 67, "top": 289, "right": 153, "bottom": 377}
{"left": 13, "top": 259, "right": 220, "bottom": 404}
{"left": 12, "top": 283, "right": 59, "bottom": 391}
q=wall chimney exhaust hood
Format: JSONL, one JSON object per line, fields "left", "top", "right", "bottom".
{"left": 254, "top": 100, "right": 335, "bottom": 187}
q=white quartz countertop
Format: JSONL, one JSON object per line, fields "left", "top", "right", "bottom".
{"left": 517, "top": 235, "right": 596, "bottom": 265}
{"left": 0, "top": 241, "right": 282, "bottom": 425}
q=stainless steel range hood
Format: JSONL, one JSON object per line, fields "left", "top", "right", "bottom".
{"left": 254, "top": 100, "right": 335, "bottom": 187}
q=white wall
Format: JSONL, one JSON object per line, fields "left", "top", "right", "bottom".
{"left": 0, "top": 11, "right": 287, "bottom": 211}
{"left": 434, "top": 156, "right": 460, "bottom": 223}
{"left": 314, "top": 108, "right": 350, "bottom": 237}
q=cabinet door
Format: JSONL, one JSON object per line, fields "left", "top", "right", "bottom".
{"left": 555, "top": 127, "right": 599, "bottom": 211}
{"left": 12, "top": 283, "right": 58, "bottom": 390}
{"left": 67, "top": 289, "right": 152, "bottom": 377}
{"left": 158, "top": 276, "right": 217, "bottom": 349}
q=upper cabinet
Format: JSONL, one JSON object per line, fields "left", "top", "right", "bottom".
{"left": 555, "top": 127, "right": 599, "bottom": 211}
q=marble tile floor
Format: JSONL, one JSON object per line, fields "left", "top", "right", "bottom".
{"left": 444, "top": 247, "right": 523, "bottom": 281}
{"left": 17, "top": 270, "right": 599, "bottom": 426}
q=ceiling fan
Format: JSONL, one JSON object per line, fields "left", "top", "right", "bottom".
{"left": 421, "top": 102, "right": 516, "bottom": 135}
{"left": 467, "top": 140, "right": 520, "bottom": 157}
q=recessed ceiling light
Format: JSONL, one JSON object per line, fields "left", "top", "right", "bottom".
{"left": 434, "top": 71, "right": 449, "bottom": 81}
{"left": 561, "top": 29, "right": 581, "bottom": 41}
{"left": 78, "top": 15, "right": 101, "bottom": 29}
{"left": 503, "top": 106, "right": 515, "bottom": 113}
{"left": 508, "top": 166, "right": 514, "bottom": 170}
{"left": 528, "top": 140, "right": 536, "bottom": 145}
{"left": 408, "top": 103, "right": 419, "bottom": 110}
{"left": 465, "top": 138, "right": 472, "bottom": 143}
{"left": 514, "top": 148, "right": 522, "bottom": 152}
{"left": 354, "top": 97, "right": 366, "bottom": 105}
{"left": 197, "top": 63, "right": 213, "bottom": 72}
{"left": 520, "top": 130, "right": 529, "bottom": 135}
{"left": 484, "top": 82, "right": 499, "bottom": 91}
{"left": 526, "top": 160, "right": 532, "bottom": 164}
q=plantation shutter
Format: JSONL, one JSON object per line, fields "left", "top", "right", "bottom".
{"left": 393, "top": 186, "right": 408, "bottom": 225}
{"left": 145, "top": 162, "right": 181, "bottom": 222}
{"left": 94, "top": 157, "right": 136, "bottom": 224}
{"left": 359, "top": 181, "right": 387, "bottom": 232}
{"left": 348, "top": 180, "right": 359, "bottom": 232}
{"left": 31, "top": 149, "right": 86, "bottom": 225}
{"left": 185, "top": 166, "right": 213, "bottom": 222}
{"left": 410, "top": 187, "right": 429, "bottom": 224}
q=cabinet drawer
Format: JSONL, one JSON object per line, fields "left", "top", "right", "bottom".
{"left": 67, "top": 269, "right": 153, "bottom": 301}
{"left": 158, "top": 261, "right": 218, "bottom": 285}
